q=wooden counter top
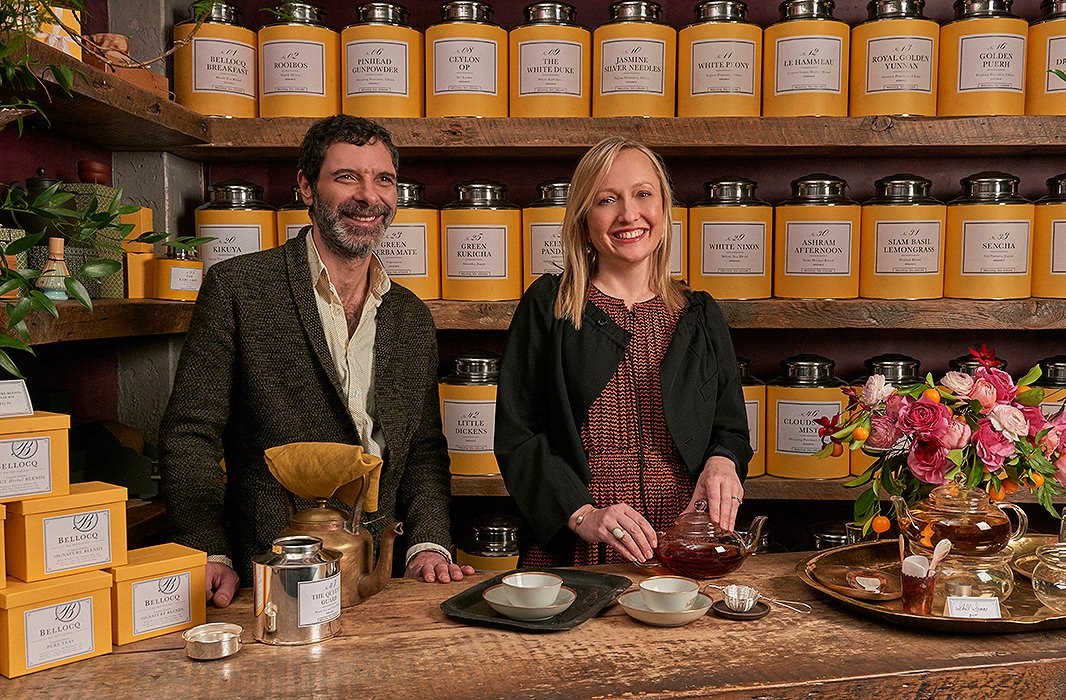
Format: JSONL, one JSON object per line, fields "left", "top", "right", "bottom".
{"left": 5, "top": 551, "right": 1064, "bottom": 698}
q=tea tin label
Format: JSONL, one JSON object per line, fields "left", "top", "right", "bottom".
{"left": 745, "top": 400, "right": 760, "bottom": 452}
{"left": 433, "top": 39, "right": 498, "bottom": 95}
{"left": 529, "top": 223, "right": 564, "bottom": 275}
{"left": 600, "top": 39, "right": 666, "bottom": 95}
{"left": 346, "top": 40, "right": 409, "bottom": 96}
{"left": 874, "top": 221, "right": 941, "bottom": 274}
{"left": 1045, "top": 37, "right": 1066, "bottom": 93}
{"left": 43, "top": 508, "right": 112, "bottom": 573}
{"left": 298, "top": 573, "right": 341, "bottom": 627}
{"left": 785, "top": 222, "right": 853, "bottom": 275}
{"left": 1052, "top": 221, "right": 1066, "bottom": 274}
{"left": 775, "top": 400, "right": 840, "bottom": 455}
{"left": 198, "top": 225, "right": 263, "bottom": 271}
{"left": 192, "top": 38, "right": 255, "bottom": 97}
{"left": 689, "top": 39, "right": 756, "bottom": 96}
{"left": 376, "top": 224, "right": 429, "bottom": 277}
{"left": 864, "top": 35, "right": 934, "bottom": 93}
{"left": 132, "top": 572, "right": 192, "bottom": 636}
{"left": 957, "top": 34, "right": 1024, "bottom": 93}
{"left": 169, "top": 267, "right": 202, "bottom": 292}
{"left": 261, "top": 40, "right": 326, "bottom": 96}
{"left": 442, "top": 399, "right": 496, "bottom": 454}
{"left": 24, "top": 597, "right": 94, "bottom": 668}
{"left": 445, "top": 225, "right": 508, "bottom": 279}
{"left": 775, "top": 35, "right": 842, "bottom": 94}
{"left": 670, "top": 220, "right": 684, "bottom": 276}
{"left": 0, "top": 436, "right": 51, "bottom": 499}
{"left": 518, "top": 40, "right": 583, "bottom": 96}
{"left": 960, "top": 220, "right": 1030, "bottom": 274}
{"left": 701, "top": 222, "right": 767, "bottom": 275}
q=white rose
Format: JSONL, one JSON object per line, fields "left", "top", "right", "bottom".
{"left": 941, "top": 371, "right": 974, "bottom": 397}
{"left": 989, "top": 404, "right": 1028, "bottom": 443}
{"left": 862, "top": 374, "right": 895, "bottom": 406}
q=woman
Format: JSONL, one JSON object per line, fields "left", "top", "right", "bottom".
{"left": 495, "top": 137, "right": 752, "bottom": 567}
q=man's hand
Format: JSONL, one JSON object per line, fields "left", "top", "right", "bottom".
{"left": 205, "top": 562, "right": 240, "bottom": 607}
{"left": 404, "top": 550, "right": 475, "bottom": 583}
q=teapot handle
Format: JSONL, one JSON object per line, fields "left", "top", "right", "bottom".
{"left": 345, "top": 472, "right": 372, "bottom": 532}
{"left": 997, "top": 502, "right": 1028, "bottom": 543}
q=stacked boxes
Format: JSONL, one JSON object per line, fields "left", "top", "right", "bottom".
{"left": 108, "top": 543, "right": 207, "bottom": 645}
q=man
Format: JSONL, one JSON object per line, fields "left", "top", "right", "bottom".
{"left": 160, "top": 115, "right": 473, "bottom": 607}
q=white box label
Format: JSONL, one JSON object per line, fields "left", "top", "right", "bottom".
{"left": 958, "top": 34, "right": 1025, "bottom": 93}
{"left": 198, "top": 225, "right": 263, "bottom": 273}
{"left": 519, "top": 40, "right": 583, "bottom": 96}
{"left": 874, "top": 220, "right": 941, "bottom": 274}
{"left": 443, "top": 399, "right": 496, "bottom": 454}
{"left": 775, "top": 35, "right": 842, "bottom": 94}
{"left": 599, "top": 38, "right": 666, "bottom": 96}
{"left": 1045, "top": 36, "right": 1066, "bottom": 93}
{"left": 433, "top": 38, "right": 498, "bottom": 95}
{"left": 346, "top": 39, "right": 409, "bottom": 96}
{"left": 192, "top": 37, "right": 255, "bottom": 98}
{"left": 960, "top": 220, "right": 1030, "bottom": 275}
{"left": 1052, "top": 220, "right": 1066, "bottom": 274}
{"left": 701, "top": 222, "right": 766, "bottom": 276}
{"left": 745, "top": 400, "right": 760, "bottom": 453}
{"left": 285, "top": 223, "right": 307, "bottom": 242}
{"left": 132, "top": 572, "right": 193, "bottom": 636}
{"left": 261, "top": 40, "right": 325, "bottom": 96}
{"left": 784, "top": 221, "right": 853, "bottom": 276}
{"left": 43, "top": 508, "right": 112, "bottom": 573}
{"left": 0, "top": 379, "right": 33, "bottom": 417}
{"left": 298, "top": 573, "right": 341, "bottom": 628}
{"left": 445, "top": 225, "right": 508, "bottom": 279}
{"left": 670, "top": 220, "right": 684, "bottom": 276}
{"left": 169, "top": 266, "right": 202, "bottom": 292}
{"left": 775, "top": 400, "right": 840, "bottom": 455}
{"left": 946, "top": 596, "right": 1002, "bottom": 619}
{"left": 529, "top": 222, "right": 564, "bottom": 276}
{"left": 24, "top": 597, "right": 94, "bottom": 668}
{"left": 689, "top": 39, "right": 756, "bottom": 96}
{"left": 0, "top": 435, "right": 51, "bottom": 499}
{"left": 864, "top": 35, "right": 934, "bottom": 94}
{"left": 375, "top": 223, "right": 429, "bottom": 277}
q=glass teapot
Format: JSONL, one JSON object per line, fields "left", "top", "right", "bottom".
{"left": 891, "top": 482, "right": 1028, "bottom": 557}
{"left": 650, "top": 501, "right": 767, "bottom": 579}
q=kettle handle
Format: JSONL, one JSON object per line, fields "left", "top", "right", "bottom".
{"left": 345, "top": 472, "right": 372, "bottom": 531}
{"left": 997, "top": 502, "right": 1028, "bottom": 543}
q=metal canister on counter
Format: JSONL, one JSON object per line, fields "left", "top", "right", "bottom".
{"left": 1026, "top": 1, "right": 1066, "bottom": 115}
{"left": 688, "top": 177, "right": 772, "bottom": 299}
{"left": 738, "top": 357, "right": 766, "bottom": 477}
{"left": 173, "top": 2, "right": 257, "bottom": 117}
{"left": 944, "top": 171, "right": 1033, "bottom": 299}
{"left": 948, "top": 353, "right": 1008, "bottom": 376}
{"left": 425, "top": 1, "right": 508, "bottom": 117}
{"left": 774, "top": 174, "right": 860, "bottom": 299}
{"left": 377, "top": 179, "right": 441, "bottom": 300}
{"left": 276, "top": 184, "right": 311, "bottom": 244}
{"left": 523, "top": 179, "right": 568, "bottom": 287}
{"left": 342, "top": 2, "right": 424, "bottom": 118}
{"left": 440, "top": 351, "right": 501, "bottom": 476}
{"left": 257, "top": 2, "right": 339, "bottom": 117}
{"left": 196, "top": 180, "right": 277, "bottom": 275}
{"left": 766, "top": 354, "right": 848, "bottom": 479}
{"left": 592, "top": 1, "right": 677, "bottom": 117}
{"left": 849, "top": 0, "right": 939, "bottom": 116}
{"left": 763, "top": 0, "right": 850, "bottom": 117}
{"left": 456, "top": 515, "right": 520, "bottom": 572}
{"left": 1033, "top": 173, "right": 1066, "bottom": 298}
{"left": 441, "top": 180, "right": 522, "bottom": 301}
{"left": 509, "top": 2, "right": 591, "bottom": 117}
{"left": 1035, "top": 355, "right": 1066, "bottom": 419}
{"left": 937, "top": 0, "right": 1027, "bottom": 117}
{"left": 850, "top": 353, "right": 921, "bottom": 475}
{"left": 154, "top": 246, "right": 203, "bottom": 302}
{"left": 252, "top": 536, "right": 341, "bottom": 646}
{"left": 670, "top": 197, "right": 687, "bottom": 280}
{"left": 677, "top": 1, "right": 762, "bottom": 117}
{"left": 860, "top": 174, "right": 946, "bottom": 299}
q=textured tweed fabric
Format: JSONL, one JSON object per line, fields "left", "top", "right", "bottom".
{"left": 159, "top": 232, "right": 451, "bottom": 583}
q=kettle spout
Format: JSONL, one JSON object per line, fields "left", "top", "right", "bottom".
{"left": 356, "top": 522, "right": 403, "bottom": 601}
{"left": 742, "top": 515, "right": 768, "bottom": 553}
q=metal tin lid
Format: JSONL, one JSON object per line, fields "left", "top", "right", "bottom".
{"left": 524, "top": 2, "right": 578, "bottom": 25}
{"left": 948, "top": 354, "right": 1007, "bottom": 376}
{"left": 187, "top": 1, "right": 243, "bottom": 25}
{"left": 810, "top": 522, "right": 849, "bottom": 549}
{"left": 354, "top": 2, "right": 410, "bottom": 25}
{"left": 396, "top": 179, "right": 434, "bottom": 208}
{"left": 165, "top": 245, "right": 200, "bottom": 261}
{"left": 279, "top": 184, "right": 308, "bottom": 211}
{"left": 737, "top": 356, "right": 764, "bottom": 385}
{"left": 1036, "top": 355, "right": 1066, "bottom": 387}
{"left": 266, "top": 2, "right": 327, "bottom": 26}
{"left": 201, "top": 180, "right": 274, "bottom": 210}
{"left": 953, "top": 0, "right": 1016, "bottom": 19}
{"left": 862, "top": 353, "right": 921, "bottom": 384}
{"left": 779, "top": 0, "right": 838, "bottom": 21}
{"left": 254, "top": 535, "right": 341, "bottom": 566}
{"left": 443, "top": 350, "right": 501, "bottom": 384}
{"left": 866, "top": 0, "right": 926, "bottom": 19}
{"left": 781, "top": 174, "right": 854, "bottom": 205}
{"left": 444, "top": 180, "right": 517, "bottom": 209}
{"left": 440, "top": 1, "right": 495, "bottom": 23}
{"left": 951, "top": 171, "right": 1028, "bottom": 205}
{"left": 694, "top": 177, "right": 768, "bottom": 207}
{"left": 608, "top": 1, "right": 663, "bottom": 23}
{"left": 1037, "top": 172, "right": 1066, "bottom": 203}
{"left": 866, "top": 174, "right": 940, "bottom": 205}
{"left": 693, "top": 1, "right": 750, "bottom": 23}
{"left": 775, "top": 353, "right": 842, "bottom": 387}
{"left": 464, "top": 515, "right": 520, "bottom": 556}
{"left": 1037, "top": 0, "right": 1066, "bottom": 22}
{"left": 530, "top": 179, "right": 571, "bottom": 206}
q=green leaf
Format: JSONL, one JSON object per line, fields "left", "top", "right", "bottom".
{"left": 1050, "top": 69, "right": 1066, "bottom": 83}
{"left": 1017, "top": 365, "right": 1042, "bottom": 387}
{"left": 845, "top": 467, "right": 877, "bottom": 488}
{"left": 6, "top": 297, "right": 32, "bottom": 328}
{"left": 4, "top": 230, "right": 45, "bottom": 256}
{"left": 64, "top": 278, "right": 91, "bottom": 310}
{"left": 0, "top": 334, "right": 30, "bottom": 352}
{"left": 946, "top": 449, "right": 965, "bottom": 467}
{"left": 0, "top": 278, "right": 22, "bottom": 297}
{"left": 0, "top": 350, "right": 24, "bottom": 380}
{"left": 1015, "top": 387, "right": 1045, "bottom": 406}
{"left": 79, "top": 259, "right": 121, "bottom": 278}
{"left": 813, "top": 442, "right": 835, "bottom": 458}
{"left": 29, "top": 291, "right": 59, "bottom": 319}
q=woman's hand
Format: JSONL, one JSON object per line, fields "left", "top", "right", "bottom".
{"left": 687, "top": 456, "right": 744, "bottom": 531}
{"left": 569, "top": 503, "right": 657, "bottom": 562}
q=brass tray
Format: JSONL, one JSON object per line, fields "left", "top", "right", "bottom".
{"left": 1009, "top": 535, "right": 1056, "bottom": 580}
{"left": 796, "top": 536, "right": 1066, "bottom": 634}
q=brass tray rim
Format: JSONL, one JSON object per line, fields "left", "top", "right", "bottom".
{"left": 795, "top": 536, "right": 1066, "bottom": 634}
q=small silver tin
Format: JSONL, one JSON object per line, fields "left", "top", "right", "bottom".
{"left": 182, "top": 622, "right": 244, "bottom": 660}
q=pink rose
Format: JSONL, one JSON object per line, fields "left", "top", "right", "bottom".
{"left": 969, "top": 379, "right": 998, "bottom": 413}
{"left": 940, "top": 371, "right": 974, "bottom": 397}
{"left": 898, "top": 396, "right": 951, "bottom": 439}
{"left": 862, "top": 375, "right": 895, "bottom": 407}
{"left": 885, "top": 394, "right": 909, "bottom": 422}
{"left": 976, "top": 366, "right": 1018, "bottom": 403}
{"left": 988, "top": 404, "right": 1028, "bottom": 442}
{"left": 1039, "top": 425, "right": 1062, "bottom": 457}
{"left": 972, "top": 419, "right": 1015, "bottom": 470}
{"left": 1055, "top": 453, "right": 1066, "bottom": 487}
{"left": 907, "top": 438, "right": 950, "bottom": 485}
{"left": 942, "top": 420, "right": 972, "bottom": 450}
{"left": 865, "top": 415, "right": 903, "bottom": 450}
{"left": 1020, "top": 405, "right": 1048, "bottom": 438}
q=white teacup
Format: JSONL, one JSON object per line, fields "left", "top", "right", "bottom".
{"left": 501, "top": 571, "right": 564, "bottom": 608}
{"left": 639, "top": 576, "right": 700, "bottom": 612}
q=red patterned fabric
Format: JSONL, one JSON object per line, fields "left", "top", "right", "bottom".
{"left": 521, "top": 287, "right": 694, "bottom": 567}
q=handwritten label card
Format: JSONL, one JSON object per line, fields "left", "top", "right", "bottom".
{"left": 946, "top": 596, "right": 1002, "bottom": 619}
{"left": 0, "top": 380, "right": 33, "bottom": 417}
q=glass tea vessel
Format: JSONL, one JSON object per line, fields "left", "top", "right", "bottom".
{"left": 1032, "top": 543, "right": 1066, "bottom": 614}
{"left": 891, "top": 481, "right": 1028, "bottom": 557}
{"left": 651, "top": 500, "right": 766, "bottom": 578}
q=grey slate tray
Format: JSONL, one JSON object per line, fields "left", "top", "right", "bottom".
{"left": 440, "top": 568, "right": 633, "bottom": 632}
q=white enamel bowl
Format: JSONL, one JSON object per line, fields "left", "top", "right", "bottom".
{"left": 617, "top": 591, "right": 713, "bottom": 627}
{"left": 483, "top": 584, "right": 577, "bottom": 621}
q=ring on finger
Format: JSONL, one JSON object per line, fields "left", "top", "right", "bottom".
{"left": 730, "top": 495, "right": 743, "bottom": 503}
{"left": 611, "top": 526, "right": 627, "bottom": 540}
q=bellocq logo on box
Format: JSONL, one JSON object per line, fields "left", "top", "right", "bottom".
{"left": 73, "top": 513, "right": 99, "bottom": 533}
{"left": 55, "top": 601, "right": 81, "bottom": 623}
{"left": 158, "top": 576, "right": 182, "bottom": 596}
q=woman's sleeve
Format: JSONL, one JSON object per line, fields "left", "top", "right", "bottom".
{"left": 702, "top": 297, "right": 754, "bottom": 480}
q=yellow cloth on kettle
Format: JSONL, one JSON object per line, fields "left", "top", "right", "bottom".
{"left": 264, "top": 442, "right": 382, "bottom": 512}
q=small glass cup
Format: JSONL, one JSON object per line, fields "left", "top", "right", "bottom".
{"left": 901, "top": 573, "right": 935, "bottom": 615}
{"left": 1032, "top": 543, "right": 1066, "bottom": 614}
{"left": 844, "top": 522, "right": 865, "bottom": 544}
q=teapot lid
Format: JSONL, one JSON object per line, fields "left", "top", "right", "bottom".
{"left": 925, "top": 481, "right": 993, "bottom": 514}
{"left": 288, "top": 498, "right": 350, "bottom": 525}
{"left": 665, "top": 499, "right": 730, "bottom": 539}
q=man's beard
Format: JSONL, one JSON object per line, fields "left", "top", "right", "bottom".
{"left": 311, "top": 186, "right": 395, "bottom": 260}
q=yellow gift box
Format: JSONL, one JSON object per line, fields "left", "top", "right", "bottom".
{"left": 33, "top": 5, "right": 82, "bottom": 61}
{"left": 125, "top": 251, "right": 155, "bottom": 299}
{"left": 0, "top": 570, "right": 112, "bottom": 678}
{"left": 0, "top": 504, "right": 5, "bottom": 589}
{"left": 107, "top": 543, "right": 206, "bottom": 645}
{"left": 0, "top": 411, "right": 71, "bottom": 505}
{"left": 119, "top": 207, "right": 155, "bottom": 254}
{"left": 5, "top": 482, "right": 127, "bottom": 582}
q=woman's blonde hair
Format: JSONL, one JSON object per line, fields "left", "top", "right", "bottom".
{"left": 554, "top": 137, "right": 686, "bottom": 327}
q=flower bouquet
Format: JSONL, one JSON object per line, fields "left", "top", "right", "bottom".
{"left": 818, "top": 346, "right": 1065, "bottom": 533}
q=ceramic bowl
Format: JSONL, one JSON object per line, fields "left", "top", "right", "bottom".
{"left": 639, "top": 575, "right": 700, "bottom": 612}
{"left": 617, "top": 590, "right": 712, "bottom": 627}
{"left": 501, "top": 571, "right": 564, "bottom": 608}
{"left": 483, "top": 584, "right": 576, "bottom": 621}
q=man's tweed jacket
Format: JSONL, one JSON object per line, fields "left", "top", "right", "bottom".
{"left": 159, "top": 232, "right": 451, "bottom": 583}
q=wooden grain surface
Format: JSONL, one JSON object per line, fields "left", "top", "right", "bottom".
{"left": 4, "top": 554, "right": 1063, "bottom": 698}
{"left": 20, "top": 299, "right": 195, "bottom": 345}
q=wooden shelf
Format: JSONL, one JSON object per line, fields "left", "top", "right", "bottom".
{"left": 452, "top": 474, "right": 1063, "bottom": 504}
{"left": 22, "top": 299, "right": 194, "bottom": 345}
{"left": 15, "top": 41, "right": 209, "bottom": 151}
{"left": 428, "top": 298, "right": 1066, "bottom": 331}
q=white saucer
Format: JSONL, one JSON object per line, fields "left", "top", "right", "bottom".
{"left": 617, "top": 591, "right": 713, "bottom": 627}
{"left": 483, "top": 584, "right": 577, "bottom": 621}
